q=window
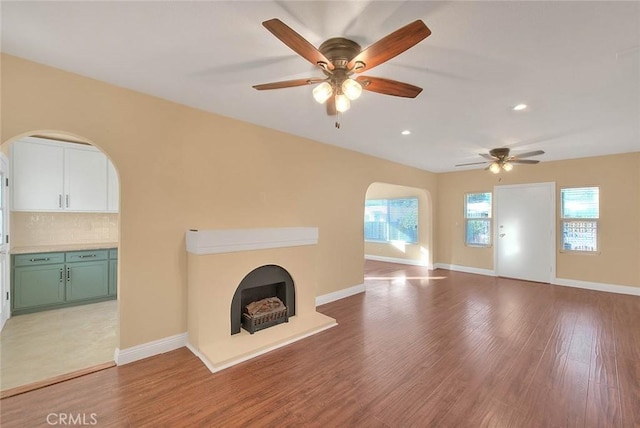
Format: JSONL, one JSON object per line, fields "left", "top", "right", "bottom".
{"left": 561, "top": 187, "right": 599, "bottom": 252}
{"left": 465, "top": 192, "right": 492, "bottom": 246}
{"left": 364, "top": 198, "right": 418, "bottom": 243}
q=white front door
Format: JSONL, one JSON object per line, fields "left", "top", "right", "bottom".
{"left": 495, "top": 182, "right": 555, "bottom": 283}
{"left": 0, "top": 154, "right": 10, "bottom": 330}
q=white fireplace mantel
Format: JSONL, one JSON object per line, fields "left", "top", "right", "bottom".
{"left": 186, "top": 227, "right": 318, "bottom": 255}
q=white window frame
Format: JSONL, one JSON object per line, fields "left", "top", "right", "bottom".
{"left": 364, "top": 197, "right": 419, "bottom": 244}
{"left": 464, "top": 192, "right": 492, "bottom": 247}
{"left": 560, "top": 186, "right": 599, "bottom": 253}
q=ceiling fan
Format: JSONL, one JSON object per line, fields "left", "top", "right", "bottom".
{"left": 252, "top": 18, "right": 431, "bottom": 126}
{"left": 455, "top": 148, "right": 545, "bottom": 173}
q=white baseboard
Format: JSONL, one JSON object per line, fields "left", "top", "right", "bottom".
{"left": 110, "top": 281, "right": 375, "bottom": 367}
{"left": 0, "top": 315, "right": 7, "bottom": 333}
{"left": 316, "top": 283, "right": 365, "bottom": 306}
{"left": 434, "top": 263, "right": 496, "bottom": 277}
{"left": 434, "top": 263, "right": 639, "bottom": 297}
{"left": 365, "top": 254, "right": 429, "bottom": 267}
{"left": 114, "top": 332, "right": 188, "bottom": 365}
{"left": 553, "top": 278, "right": 640, "bottom": 296}
{"left": 186, "top": 343, "right": 217, "bottom": 373}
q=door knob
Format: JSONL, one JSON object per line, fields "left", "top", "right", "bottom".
{"left": 499, "top": 233, "right": 506, "bottom": 238}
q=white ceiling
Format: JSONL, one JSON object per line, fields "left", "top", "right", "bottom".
{"left": 2, "top": 1, "right": 639, "bottom": 172}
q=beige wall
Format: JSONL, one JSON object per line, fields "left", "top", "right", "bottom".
{"left": 1, "top": 54, "right": 437, "bottom": 348}
{"left": 436, "top": 153, "right": 640, "bottom": 287}
{"left": 364, "top": 182, "right": 432, "bottom": 266}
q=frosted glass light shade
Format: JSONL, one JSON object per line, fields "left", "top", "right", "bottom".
{"left": 502, "top": 162, "right": 513, "bottom": 171}
{"left": 342, "top": 78, "right": 362, "bottom": 100}
{"left": 313, "top": 82, "right": 333, "bottom": 104}
{"left": 335, "top": 94, "right": 351, "bottom": 112}
{"left": 489, "top": 162, "right": 501, "bottom": 174}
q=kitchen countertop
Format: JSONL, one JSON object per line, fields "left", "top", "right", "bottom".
{"left": 11, "top": 242, "right": 119, "bottom": 255}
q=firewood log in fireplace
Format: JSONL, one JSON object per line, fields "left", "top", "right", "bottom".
{"left": 242, "top": 297, "right": 288, "bottom": 334}
{"left": 245, "top": 297, "right": 285, "bottom": 316}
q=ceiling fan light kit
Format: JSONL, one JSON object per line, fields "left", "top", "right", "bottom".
{"left": 310, "top": 78, "right": 361, "bottom": 114}
{"left": 489, "top": 160, "right": 513, "bottom": 173}
{"left": 334, "top": 93, "right": 350, "bottom": 113}
{"left": 489, "top": 162, "right": 502, "bottom": 174}
{"left": 312, "top": 82, "right": 333, "bottom": 104}
{"left": 253, "top": 18, "right": 431, "bottom": 126}
{"left": 341, "top": 78, "right": 362, "bottom": 101}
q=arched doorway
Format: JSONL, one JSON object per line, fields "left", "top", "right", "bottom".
{"left": 0, "top": 131, "right": 120, "bottom": 394}
{"left": 363, "top": 182, "right": 433, "bottom": 268}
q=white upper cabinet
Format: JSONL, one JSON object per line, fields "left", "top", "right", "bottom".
{"left": 64, "top": 146, "right": 107, "bottom": 211}
{"left": 12, "top": 139, "right": 65, "bottom": 211}
{"left": 11, "top": 137, "right": 119, "bottom": 213}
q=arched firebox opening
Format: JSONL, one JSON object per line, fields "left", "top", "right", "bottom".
{"left": 230, "top": 264, "right": 296, "bottom": 335}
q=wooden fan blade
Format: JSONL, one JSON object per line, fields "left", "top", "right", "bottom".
{"left": 455, "top": 161, "right": 489, "bottom": 167}
{"left": 263, "top": 19, "right": 334, "bottom": 71}
{"left": 357, "top": 76, "right": 422, "bottom": 98}
{"left": 479, "top": 153, "right": 495, "bottom": 160}
{"left": 510, "top": 159, "right": 540, "bottom": 164}
{"left": 326, "top": 96, "right": 337, "bottom": 116}
{"left": 347, "top": 20, "right": 431, "bottom": 73}
{"left": 253, "top": 78, "right": 325, "bottom": 90}
{"left": 513, "top": 149, "right": 545, "bottom": 159}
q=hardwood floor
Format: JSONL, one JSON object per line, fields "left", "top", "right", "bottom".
{"left": 1, "top": 260, "right": 639, "bottom": 427}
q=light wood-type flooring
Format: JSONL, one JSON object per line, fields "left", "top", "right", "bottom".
{"left": 1, "top": 261, "right": 639, "bottom": 427}
{"left": 0, "top": 300, "right": 117, "bottom": 392}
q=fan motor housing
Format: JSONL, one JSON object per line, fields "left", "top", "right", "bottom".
{"left": 489, "top": 148, "right": 510, "bottom": 159}
{"left": 319, "top": 37, "right": 361, "bottom": 69}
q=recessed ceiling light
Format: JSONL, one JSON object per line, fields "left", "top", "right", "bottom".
{"left": 401, "top": 130, "right": 411, "bottom": 135}
{"left": 513, "top": 104, "right": 528, "bottom": 111}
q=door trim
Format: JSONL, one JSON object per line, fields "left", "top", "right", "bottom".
{"left": 493, "top": 182, "right": 556, "bottom": 283}
{"left": 1, "top": 152, "right": 10, "bottom": 330}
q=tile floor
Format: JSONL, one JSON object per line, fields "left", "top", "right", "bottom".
{"left": 0, "top": 300, "right": 117, "bottom": 391}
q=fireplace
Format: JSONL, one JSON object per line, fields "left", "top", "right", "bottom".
{"left": 231, "top": 264, "right": 296, "bottom": 335}
{"left": 186, "top": 227, "right": 337, "bottom": 373}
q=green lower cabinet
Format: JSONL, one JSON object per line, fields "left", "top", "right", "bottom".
{"left": 12, "top": 248, "right": 117, "bottom": 315}
{"left": 66, "top": 261, "right": 109, "bottom": 302}
{"left": 13, "top": 263, "right": 65, "bottom": 309}
{"left": 108, "top": 259, "right": 117, "bottom": 296}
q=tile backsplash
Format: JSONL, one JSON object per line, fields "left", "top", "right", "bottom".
{"left": 11, "top": 212, "right": 119, "bottom": 247}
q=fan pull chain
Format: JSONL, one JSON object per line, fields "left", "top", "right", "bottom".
{"left": 335, "top": 110, "right": 340, "bottom": 129}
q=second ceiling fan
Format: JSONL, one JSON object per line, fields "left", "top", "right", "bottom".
{"left": 456, "top": 148, "right": 545, "bottom": 173}
{"left": 253, "top": 18, "right": 431, "bottom": 122}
